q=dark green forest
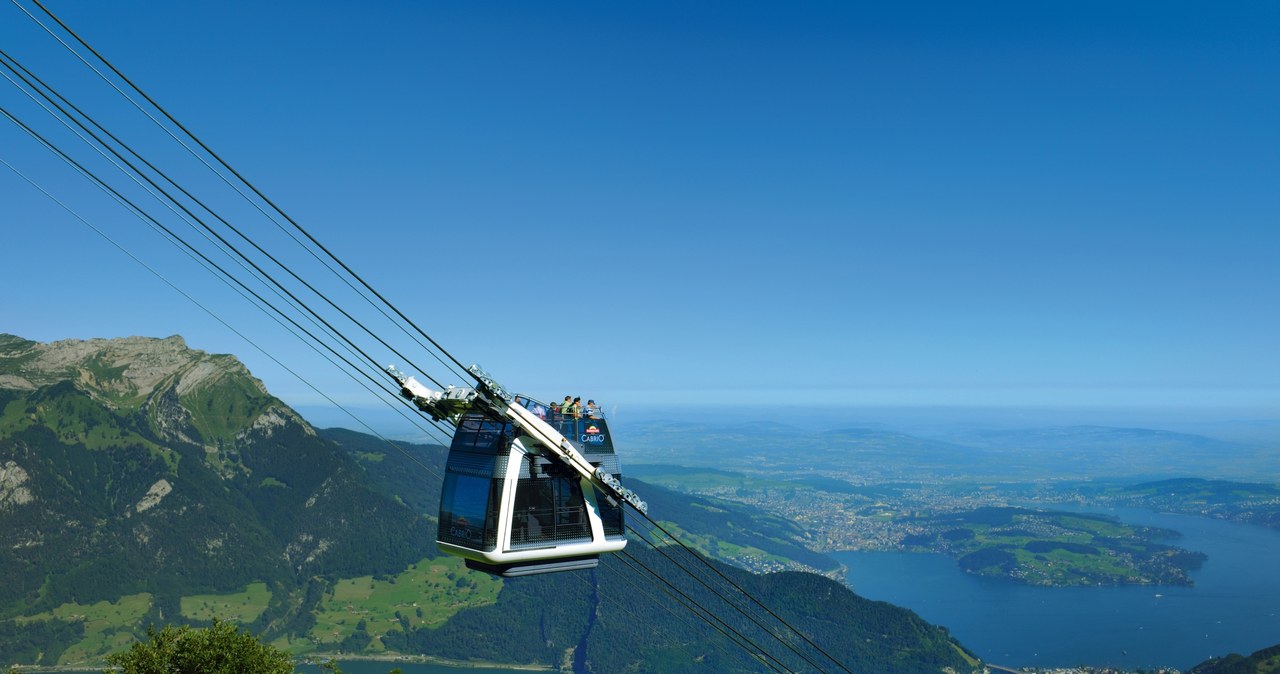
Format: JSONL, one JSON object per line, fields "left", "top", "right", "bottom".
{"left": 380, "top": 545, "right": 975, "bottom": 673}
{"left": 1189, "top": 642, "right": 1280, "bottom": 674}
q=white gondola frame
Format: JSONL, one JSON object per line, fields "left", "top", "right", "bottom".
{"left": 437, "top": 436, "right": 626, "bottom": 568}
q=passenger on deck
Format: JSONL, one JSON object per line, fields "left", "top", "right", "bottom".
{"left": 567, "top": 397, "right": 582, "bottom": 419}
{"left": 585, "top": 400, "right": 600, "bottom": 418}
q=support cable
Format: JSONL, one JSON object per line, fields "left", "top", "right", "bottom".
{"left": 593, "top": 557, "right": 743, "bottom": 663}
{"left": 17, "top": 0, "right": 473, "bottom": 384}
{"left": 5, "top": 96, "right": 827, "bottom": 665}
{"left": 623, "top": 520, "right": 835, "bottom": 674}
{"left": 0, "top": 66, "right": 462, "bottom": 454}
{"left": 0, "top": 153, "right": 451, "bottom": 482}
{"left": 0, "top": 47, "right": 371, "bottom": 384}
{"left": 0, "top": 52, "right": 464, "bottom": 450}
{"left": 0, "top": 103, "right": 456, "bottom": 451}
{"left": 611, "top": 550, "right": 795, "bottom": 674}
{"left": 0, "top": 55, "right": 373, "bottom": 393}
{"left": 0, "top": 47, "right": 455, "bottom": 394}
{"left": 559, "top": 565, "right": 758, "bottom": 673}
{"left": 9, "top": 5, "right": 853, "bottom": 670}
{"left": 626, "top": 504, "right": 856, "bottom": 674}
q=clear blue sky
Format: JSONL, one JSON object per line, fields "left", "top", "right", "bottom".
{"left": 2, "top": 0, "right": 1278, "bottom": 414}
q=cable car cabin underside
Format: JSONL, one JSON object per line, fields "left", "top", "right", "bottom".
{"left": 437, "top": 410, "right": 627, "bottom": 577}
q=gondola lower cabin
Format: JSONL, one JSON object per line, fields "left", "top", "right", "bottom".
{"left": 436, "top": 397, "right": 627, "bottom": 576}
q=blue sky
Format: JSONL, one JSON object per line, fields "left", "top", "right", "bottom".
{"left": 2, "top": 0, "right": 1278, "bottom": 415}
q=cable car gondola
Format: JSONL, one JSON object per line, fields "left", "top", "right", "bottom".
{"left": 436, "top": 401, "right": 627, "bottom": 576}
{"left": 388, "top": 367, "right": 641, "bottom": 577}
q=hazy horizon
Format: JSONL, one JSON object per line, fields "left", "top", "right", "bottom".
{"left": 294, "top": 400, "right": 1280, "bottom": 447}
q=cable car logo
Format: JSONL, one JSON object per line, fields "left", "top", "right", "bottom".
{"left": 449, "top": 516, "right": 480, "bottom": 541}
{"left": 450, "top": 527, "right": 480, "bottom": 541}
{"left": 580, "top": 424, "right": 606, "bottom": 444}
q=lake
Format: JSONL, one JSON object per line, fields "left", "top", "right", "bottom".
{"left": 836, "top": 506, "right": 1280, "bottom": 670}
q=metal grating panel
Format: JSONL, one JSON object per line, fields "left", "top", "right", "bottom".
{"left": 446, "top": 450, "right": 509, "bottom": 478}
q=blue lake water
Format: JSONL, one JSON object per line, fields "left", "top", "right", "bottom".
{"left": 836, "top": 506, "right": 1280, "bottom": 670}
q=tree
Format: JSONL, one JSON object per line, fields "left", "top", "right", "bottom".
{"left": 104, "top": 620, "right": 293, "bottom": 674}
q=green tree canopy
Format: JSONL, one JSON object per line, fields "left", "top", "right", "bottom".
{"left": 103, "top": 620, "right": 294, "bottom": 674}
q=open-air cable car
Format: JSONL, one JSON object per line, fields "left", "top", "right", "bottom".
{"left": 387, "top": 366, "right": 644, "bottom": 577}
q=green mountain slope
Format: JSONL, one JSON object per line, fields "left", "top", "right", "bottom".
{"left": 1190, "top": 643, "right": 1280, "bottom": 674}
{"left": 1115, "top": 478, "right": 1280, "bottom": 531}
{"left": 384, "top": 545, "right": 976, "bottom": 673}
{"left": 318, "top": 427, "right": 447, "bottom": 518}
{"left": 0, "top": 335, "right": 433, "bottom": 663}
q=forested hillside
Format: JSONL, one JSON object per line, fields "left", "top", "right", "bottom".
{"left": 383, "top": 545, "right": 976, "bottom": 673}
{"left": 0, "top": 335, "right": 432, "bottom": 663}
{"left": 318, "top": 427, "right": 447, "bottom": 517}
{"left": 1190, "top": 643, "right": 1280, "bottom": 674}
{"left": 1116, "top": 478, "right": 1280, "bottom": 531}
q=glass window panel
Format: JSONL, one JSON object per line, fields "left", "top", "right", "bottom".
{"left": 510, "top": 477, "right": 590, "bottom": 547}
{"left": 439, "top": 473, "right": 498, "bottom": 550}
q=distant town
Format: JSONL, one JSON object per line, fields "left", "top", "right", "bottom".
{"left": 636, "top": 472, "right": 1212, "bottom": 586}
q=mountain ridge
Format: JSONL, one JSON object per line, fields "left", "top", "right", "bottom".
{"left": 0, "top": 332, "right": 298, "bottom": 449}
